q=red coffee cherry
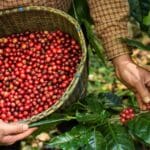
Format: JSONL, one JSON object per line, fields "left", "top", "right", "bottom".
{"left": 0, "top": 30, "right": 82, "bottom": 122}
{"left": 120, "top": 108, "right": 135, "bottom": 124}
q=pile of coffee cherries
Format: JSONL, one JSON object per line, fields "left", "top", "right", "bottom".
{"left": 0, "top": 30, "right": 82, "bottom": 122}
{"left": 120, "top": 108, "right": 135, "bottom": 124}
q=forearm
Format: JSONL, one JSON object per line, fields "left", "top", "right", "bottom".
{"left": 88, "top": 0, "right": 131, "bottom": 60}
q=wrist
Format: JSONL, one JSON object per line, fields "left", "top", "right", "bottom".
{"left": 112, "top": 54, "right": 133, "bottom": 67}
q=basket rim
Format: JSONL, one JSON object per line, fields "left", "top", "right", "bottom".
{"left": 0, "top": 6, "right": 87, "bottom": 123}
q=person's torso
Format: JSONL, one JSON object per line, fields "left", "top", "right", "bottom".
{"left": 0, "top": 0, "right": 71, "bottom": 11}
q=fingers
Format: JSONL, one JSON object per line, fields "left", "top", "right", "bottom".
{"left": 145, "top": 70, "right": 150, "bottom": 89}
{"left": 14, "top": 128, "right": 37, "bottom": 140}
{"left": 2, "top": 122, "right": 28, "bottom": 135}
{"left": 135, "top": 93, "right": 143, "bottom": 110}
{"left": 135, "top": 93, "right": 147, "bottom": 110}
{"left": 135, "top": 82, "right": 150, "bottom": 104}
{"left": 146, "top": 80, "right": 150, "bottom": 88}
{"left": 1, "top": 128, "right": 37, "bottom": 145}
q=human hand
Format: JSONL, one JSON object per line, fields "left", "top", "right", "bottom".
{"left": 112, "top": 54, "right": 150, "bottom": 110}
{"left": 0, "top": 120, "right": 37, "bottom": 145}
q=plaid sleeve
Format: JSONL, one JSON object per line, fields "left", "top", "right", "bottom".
{"left": 88, "top": 0, "right": 131, "bottom": 60}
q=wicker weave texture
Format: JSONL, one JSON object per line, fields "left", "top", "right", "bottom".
{"left": 0, "top": 6, "right": 88, "bottom": 123}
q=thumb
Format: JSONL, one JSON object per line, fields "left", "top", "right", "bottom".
{"left": 136, "top": 83, "right": 150, "bottom": 104}
{"left": 4, "top": 123, "right": 28, "bottom": 135}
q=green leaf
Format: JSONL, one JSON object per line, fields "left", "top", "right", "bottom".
{"left": 128, "top": 0, "right": 143, "bottom": 23}
{"left": 46, "top": 125, "right": 92, "bottom": 150}
{"left": 128, "top": 112, "right": 150, "bottom": 145}
{"left": 76, "top": 112, "right": 101, "bottom": 123}
{"left": 68, "top": 0, "right": 93, "bottom": 24}
{"left": 104, "top": 123, "right": 135, "bottom": 150}
{"left": 122, "top": 38, "right": 150, "bottom": 51}
{"left": 98, "top": 92, "right": 123, "bottom": 109}
{"left": 75, "top": 111, "right": 108, "bottom": 124}
{"left": 85, "top": 93, "right": 104, "bottom": 113}
{"left": 143, "top": 12, "right": 150, "bottom": 25}
{"left": 75, "top": 94, "right": 109, "bottom": 124}
{"left": 84, "top": 129, "right": 106, "bottom": 150}
{"left": 29, "top": 114, "right": 75, "bottom": 128}
{"left": 82, "top": 20, "right": 106, "bottom": 65}
{"left": 128, "top": 0, "right": 150, "bottom": 31}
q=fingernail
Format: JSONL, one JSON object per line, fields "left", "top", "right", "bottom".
{"left": 143, "top": 97, "right": 150, "bottom": 103}
{"left": 22, "top": 124, "right": 28, "bottom": 131}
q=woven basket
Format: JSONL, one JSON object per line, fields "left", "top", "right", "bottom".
{"left": 0, "top": 6, "right": 88, "bottom": 123}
